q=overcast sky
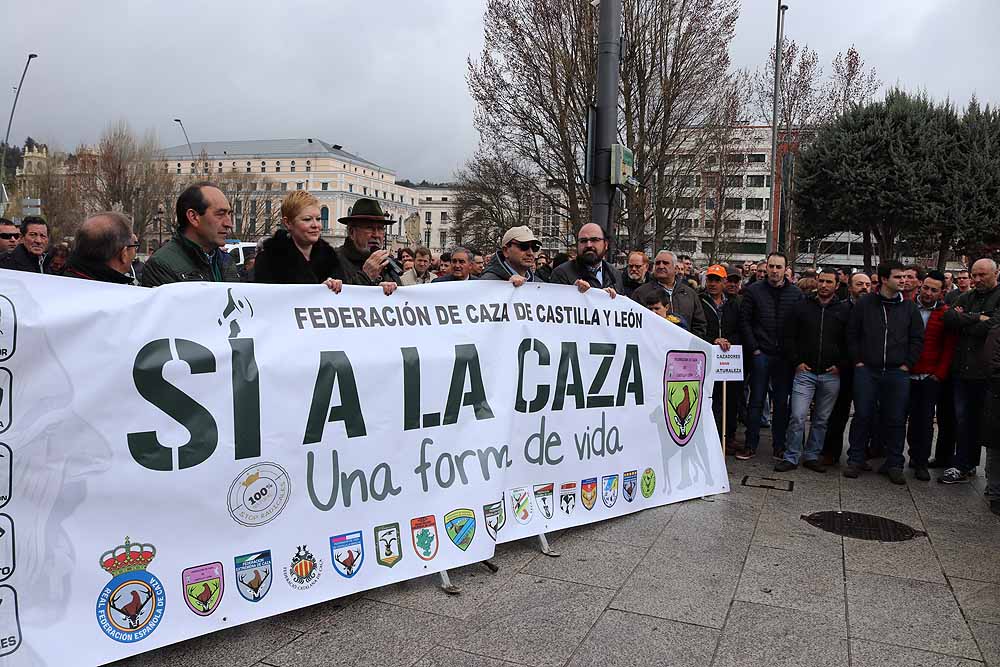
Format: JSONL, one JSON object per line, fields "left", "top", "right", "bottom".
{"left": 3, "top": 0, "right": 997, "bottom": 182}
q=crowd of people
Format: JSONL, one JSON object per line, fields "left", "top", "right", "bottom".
{"left": 1, "top": 182, "right": 997, "bottom": 515}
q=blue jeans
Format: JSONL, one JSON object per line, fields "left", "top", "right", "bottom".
{"left": 848, "top": 366, "right": 910, "bottom": 470}
{"left": 785, "top": 370, "right": 840, "bottom": 465}
{"left": 954, "top": 379, "right": 987, "bottom": 473}
{"left": 746, "top": 353, "right": 793, "bottom": 453}
{"left": 906, "top": 377, "right": 940, "bottom": 468}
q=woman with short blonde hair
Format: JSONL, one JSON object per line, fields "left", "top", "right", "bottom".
{"left": 254, "top": 191, "right": 343, "bottom": 288}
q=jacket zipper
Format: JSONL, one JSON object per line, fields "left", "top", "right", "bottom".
{"left": 818, "top": 303, "right": 826, "bottom": 371}
{"left": 882, "top": 303, "right": 889, "bottom": 369}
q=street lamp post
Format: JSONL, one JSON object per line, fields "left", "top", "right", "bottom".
{"left": 765, "top": 2, "right": 788, "bottom": 254}
{"left": 173, "top": 118, "right": 196, "bottom": 165}
{"left": 1, "top": 53, "right": 39, "bottom": 192}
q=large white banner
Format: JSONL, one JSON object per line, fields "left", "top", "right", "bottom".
{"left": 0, "top": 272, "right": 727, "bottom": 666}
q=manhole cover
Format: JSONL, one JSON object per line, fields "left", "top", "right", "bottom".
{"left": 801, "top": 511, "right": 927, "bottom": 542}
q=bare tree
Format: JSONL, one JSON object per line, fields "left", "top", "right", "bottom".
{"left": 822, "top": 45, "right": 881, "bottom": 120}
{"left": 19, "top": 148, "right": 86, "bottom": 240}
{"left": 452, "top": 151, "right": 536, "bottom": 252}
{"left": 92, "top": 120, "right": 175, "bottom": 244}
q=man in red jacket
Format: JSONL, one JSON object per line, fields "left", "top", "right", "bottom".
{"left": 907, "top": 270, "right": 957, "bottom": 480}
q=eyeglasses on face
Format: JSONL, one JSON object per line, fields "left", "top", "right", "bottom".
{"left": 0, "top": 233, "right": 20, "bottom": 240}
{"left": 509, "top": 241, "right": 540, "bottom": 251}
{"left": 577, "top": 236, "right": 604, "bottom": 244}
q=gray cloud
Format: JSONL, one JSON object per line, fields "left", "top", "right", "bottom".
{"left": 2, "top": 0, "right": 996, "bottom": 182}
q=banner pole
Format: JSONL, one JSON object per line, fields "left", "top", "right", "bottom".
{"left": 722, "top": 382, "right": 728, "bottom": 455}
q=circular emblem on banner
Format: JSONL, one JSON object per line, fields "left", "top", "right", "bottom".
{"left": 95, "top": 538, "right": 165, "bottom": 644}
{"left": 228, "top": 462, "right": 291, "bottom": 527}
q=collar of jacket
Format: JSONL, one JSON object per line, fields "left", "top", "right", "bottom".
{"left": 877, "top": 290, "right": 904, "bottom": 304}
{"left": 175, "top": 232, "right": 225, "bottom": 281}
{"left": 339, "top": 238, "right": 370, "bottom": 264}
{"left": 810, "top": 293, "right": 840, "bottom": 307}
{"left": 64, "top": 256, "right": 134, "bottom": 284}
{"left": 496, "top": 251, "right": 533, "bottom": 282}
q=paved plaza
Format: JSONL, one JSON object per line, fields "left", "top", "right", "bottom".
{"left": 112, "top": 435, "right": 1000, "bottom": 667}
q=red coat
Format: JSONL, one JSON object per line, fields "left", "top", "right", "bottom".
{"left": 911, "top": 304, "right": 957, "bottom": 379}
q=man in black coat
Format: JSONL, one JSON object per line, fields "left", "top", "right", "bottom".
{"left": 700, "top": 264, "right": 741, "bottom": 448}
{"left": 62, "top": 212, "right": 137, "bottom": 285}
{"left": 738, "top": 252, "right": 803, "bottom": 460}
{"left": 0, "top": 216, "right": 49, "bottom": 273}
{"left": 844, "top": 260, "right": 924, "bottom": 483}
{"left": 549, "top": 223, "right": 623, "bottom": 295}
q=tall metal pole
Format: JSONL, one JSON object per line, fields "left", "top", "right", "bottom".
{"left": 173, "top": 118, "right": 196, "bottom": 163}
{"left": 591, "top": 0, "right": 622, "bottom": 241}
{"left": 765, "top": 3, "right": 787, "bottom": 254}
{"left": 0, "top": 53, "right": 39, "bottom": 192}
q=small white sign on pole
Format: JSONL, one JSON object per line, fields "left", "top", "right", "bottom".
{"left": 711, "top": 345, "right": 743, "bottom": 382}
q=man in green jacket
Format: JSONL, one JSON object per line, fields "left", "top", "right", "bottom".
{"left": 141, "top": 182, "right": 239, "bottom": 287}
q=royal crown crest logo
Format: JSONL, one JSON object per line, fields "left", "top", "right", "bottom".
{"left": 483, "top": 499, "right": 506, "bottom": 541}
{"left": 444, "top": 508, "right": 477, "bottom": 551}
{"left": 183, "top": 562, "right": 224, "bottom": 616}
{"left": 601, "top": 474, "right": 619, "bottom": 508}
{"left": 283, "top": 545, "right": 322, "bottom": 590}
{"left": 235, "top": 551, "right": 272, "bottom": 602}
{"left": 411, "top": 515, "right": 438, "bottom": 561}
{"left": 581, "top": 477, "right": 598, "bottom": 510}
{"left": 533, "top": 483, "right": 555, "bottom": 519}
{"left": 374, "top": 523, "right": 402, "bottom": 568}
{"left": 664, "top": 350, "right": 706, "bottom": 446}
{"left": 641, "top": 467, "right": 656, "bottom": 498}
{"left": 559, "top": 482, "right": 577, "bottom": 516}
{"left": 330, "top": 531, "right": 365, "bottom": 579}
{"left": 510, "top": 487, "right": 533, "bottom": 524}
{"left": 622, "top": 470, "right": 637, "bottom": 503}
{"left": 95, "top": 537, "right": 165, "bottom": 643}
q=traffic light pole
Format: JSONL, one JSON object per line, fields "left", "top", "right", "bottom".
{"left": 591, "top": 0, "right": 622, "bottom": 241}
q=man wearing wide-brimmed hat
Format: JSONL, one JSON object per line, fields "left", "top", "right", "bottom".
{"left": 336, "top": 197, "right": 399, "bottom": 288}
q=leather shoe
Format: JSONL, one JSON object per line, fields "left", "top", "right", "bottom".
{"left": 914, "top": 467, "right": 930, "bottom": 481}
{"left": 803, "top": 459, "right": 827, "bottom": 473}
{"left": 774, "top": 460, "right": 797, "bottom": 472}
{"left": 843, "top": 464, "right": 861, "bottom": 479}
{"left": 886, "top": 468, "right": 906, "bottom": 485}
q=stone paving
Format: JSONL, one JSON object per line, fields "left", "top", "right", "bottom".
{"left": 111, "top": 435, "right": 1000, "bottom": 667}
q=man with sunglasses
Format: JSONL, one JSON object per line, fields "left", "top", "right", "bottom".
{"left": 0, "top": 219, "right": 20, "bottom": 256}
{"left": 479, "top": 226, "right": 541, "bottom": 285}
{"left": 550, "top": 223, "right": 623, "bottom": 296}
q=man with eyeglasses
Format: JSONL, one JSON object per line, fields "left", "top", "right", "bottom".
{"left": 550, "top": 223, "right": 623, "bottom": 296}
{"left": 479, "top": 226, "right": 540, "bottom": 286}
{"left": 622, "top": 250, "right": 650, "bottom": 297}
{"left": 0, "top": 219, "right": 20, "bottom": 256}
{"left": 945, "top": 269, "right": 971, "bottom": 305}
{"left": 63, "top": 212, "right": 139, "bottom": 285}
{"left": 0, "top": 215, "right": 49, "bottom": 273}
{"left": 631, "top": 250, "right": 707, "bottom": 338}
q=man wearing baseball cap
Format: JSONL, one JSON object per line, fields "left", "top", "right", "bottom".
{"left": 479, "top": 226, "right": 540, "bottom": 286}
{"left": 335, "top": 197, "right": 400, "bottom": 287}
{"left": 701, "top": 264, "right": 742, "bottom": 449}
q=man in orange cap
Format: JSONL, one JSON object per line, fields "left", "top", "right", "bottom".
{"left": 700, "top": 264, "right": 742, "bottom": 449}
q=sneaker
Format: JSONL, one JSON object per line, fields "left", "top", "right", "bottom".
{"left": 803, "top": 459, "right": 827, "bottom": 473}
{"left": 886, "top": 469, "right": 906, "bottom": 485}
{"left": 939, "top": 467, "right": 970, "bottom": 484}
{"left": 914, "top": 467, "right": 930, "bottom": 482}
{"left": 843, "top": 463, "right": 861, "bottom": 479}
{"left": 735, "top": 449, "right": 755, "bottom": 461}
{"left": 772, "top": 448, "right": 785, "bottom": 462}
{"left": 774, "top": 460, "right": 797, "bottom": 472}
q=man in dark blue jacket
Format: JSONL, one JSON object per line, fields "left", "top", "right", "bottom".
{"left": 844, "top": 260, "right": 924, "bottom": 483}
{"left": 737, "top": 252, "right": 803, "bottom": 460}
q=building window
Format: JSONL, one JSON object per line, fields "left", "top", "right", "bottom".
{"left": 725, "top": 219, "right": 742, "bottom": 231}
{"left": 677, "top": 175, "right": 695, "bottom": 188}
{"left": 281, "top": 182, "right": 288, "bottom": 191}
{"left": 176, "top": 166, "right": 181, "bottom": 174}
{"left": 439, "top": 231, "right": 447, "bottom": 248}
{"left": 190, "top": 163, "right": 195, "bottom": 174}
{"left": 363, "top": 187, "right": 368, "bottom": 195}
{"left": 745, "top": 220, "right": 763, "bottom": 232}
{"left": 675, "top": 196, "right": 695, "bottom": 209}
{"left": 748, "top": 153, "right": 766, "bottom": 163}
{"left": 747, "top": 175, "right": 766, "bottom": 187}
{"left": 321, "top": 182, "right": 329, "bottom": 191}
{"left": 320, "top": 206, "right": 329, "bottom": 231}
{"left": 746, "top": 198, "right": 765, "bottom": 210}
{"left": 306, "top": 160, "right": 311, "bottom": 172}
{"left": 676, "top": 218, "right": 694, "bottom": 230}
{"left": 349, "top": 184, "right": 353, "bottom": 193}
{"left": 725, "top": 175, "right": 743, "bottom": 188}
{"left": 296, "top": 182, "right": 303, "bottom": 190}
{"left": 705, "top": 197, "right": 716, "bottom": 210}
{"left": 425, "top": 211, "right": 432, "bottom": 223}
{"left": 726, "top": 154, "right": 745, "bottom": 164}
{"left": 724, "top": 197, "right": 743, "bottom": 210}
{"left": 441, "top": 211, "right": 449, "bottom": 222}
{"left": 217, "top": 166, "right": 222, "bottom": 173}
{"left": 425, "top": 196, "right": 432, "bottom": 201}
{"left": 442, "top": 197, "right": 448, "bottom": 202}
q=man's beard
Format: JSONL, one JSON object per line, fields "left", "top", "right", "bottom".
{"left": 581, "top": 249, "right": 601, "bottom": 266}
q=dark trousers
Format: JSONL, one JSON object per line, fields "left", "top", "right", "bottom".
{"left": 906, "top": 377, "right": 940, "bottom": 468}
{"left": 746, "top": 353, "right": 793, "bottom": 453}
{"left": 822, "top": 365, "right": 854, "bottom": 461}
{"left": 848, "top": 366, "right": 910, "bottom": 470}
{"left": 712, "top": 380, "right": 742, "bottom": 441}
{"left": 954, "top": 379, "right": 987, "bottom": 472}
{"left": 933, "top": 378, "right": 957, "bottom": 465}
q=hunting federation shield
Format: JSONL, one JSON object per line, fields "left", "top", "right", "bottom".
{"left": 330, "top": 531, "right": 365, "bottom": 578}
{"left": 411, "top": 515, "right": 439, "bottom": 561}
{"left": 601, "top": 474, "right": 619, "bottom": 508}
{"left": 581, "top": 477, "right": 598, "bottom": 511}
{"left": 622, "top": 470, "right": 637, "bottom": 503}
{"left": 559, "top": 482, "right": 577, "bottom": 516}
{"left": 234, "top": 551, "right": 272, "bottom": 603}
{"left": 374, "top": 523, "right": 402, "bottom": 568}
{"left": 510, "top": 487, "right": 533, "bottom": 524}
{"left": 533, "top": 483, "right": 554, "bottom": 519}
{"left": 444, "top": 508, "right": 477, "bottom": 551}
{"left": 664, "top": 350, "right": 706, "bottom": 447}
{"left": 182, "top": 562, "right": 224, "bottom": 616}
{"left": 483, "top": 499, "right": 506, "bottom": 540}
